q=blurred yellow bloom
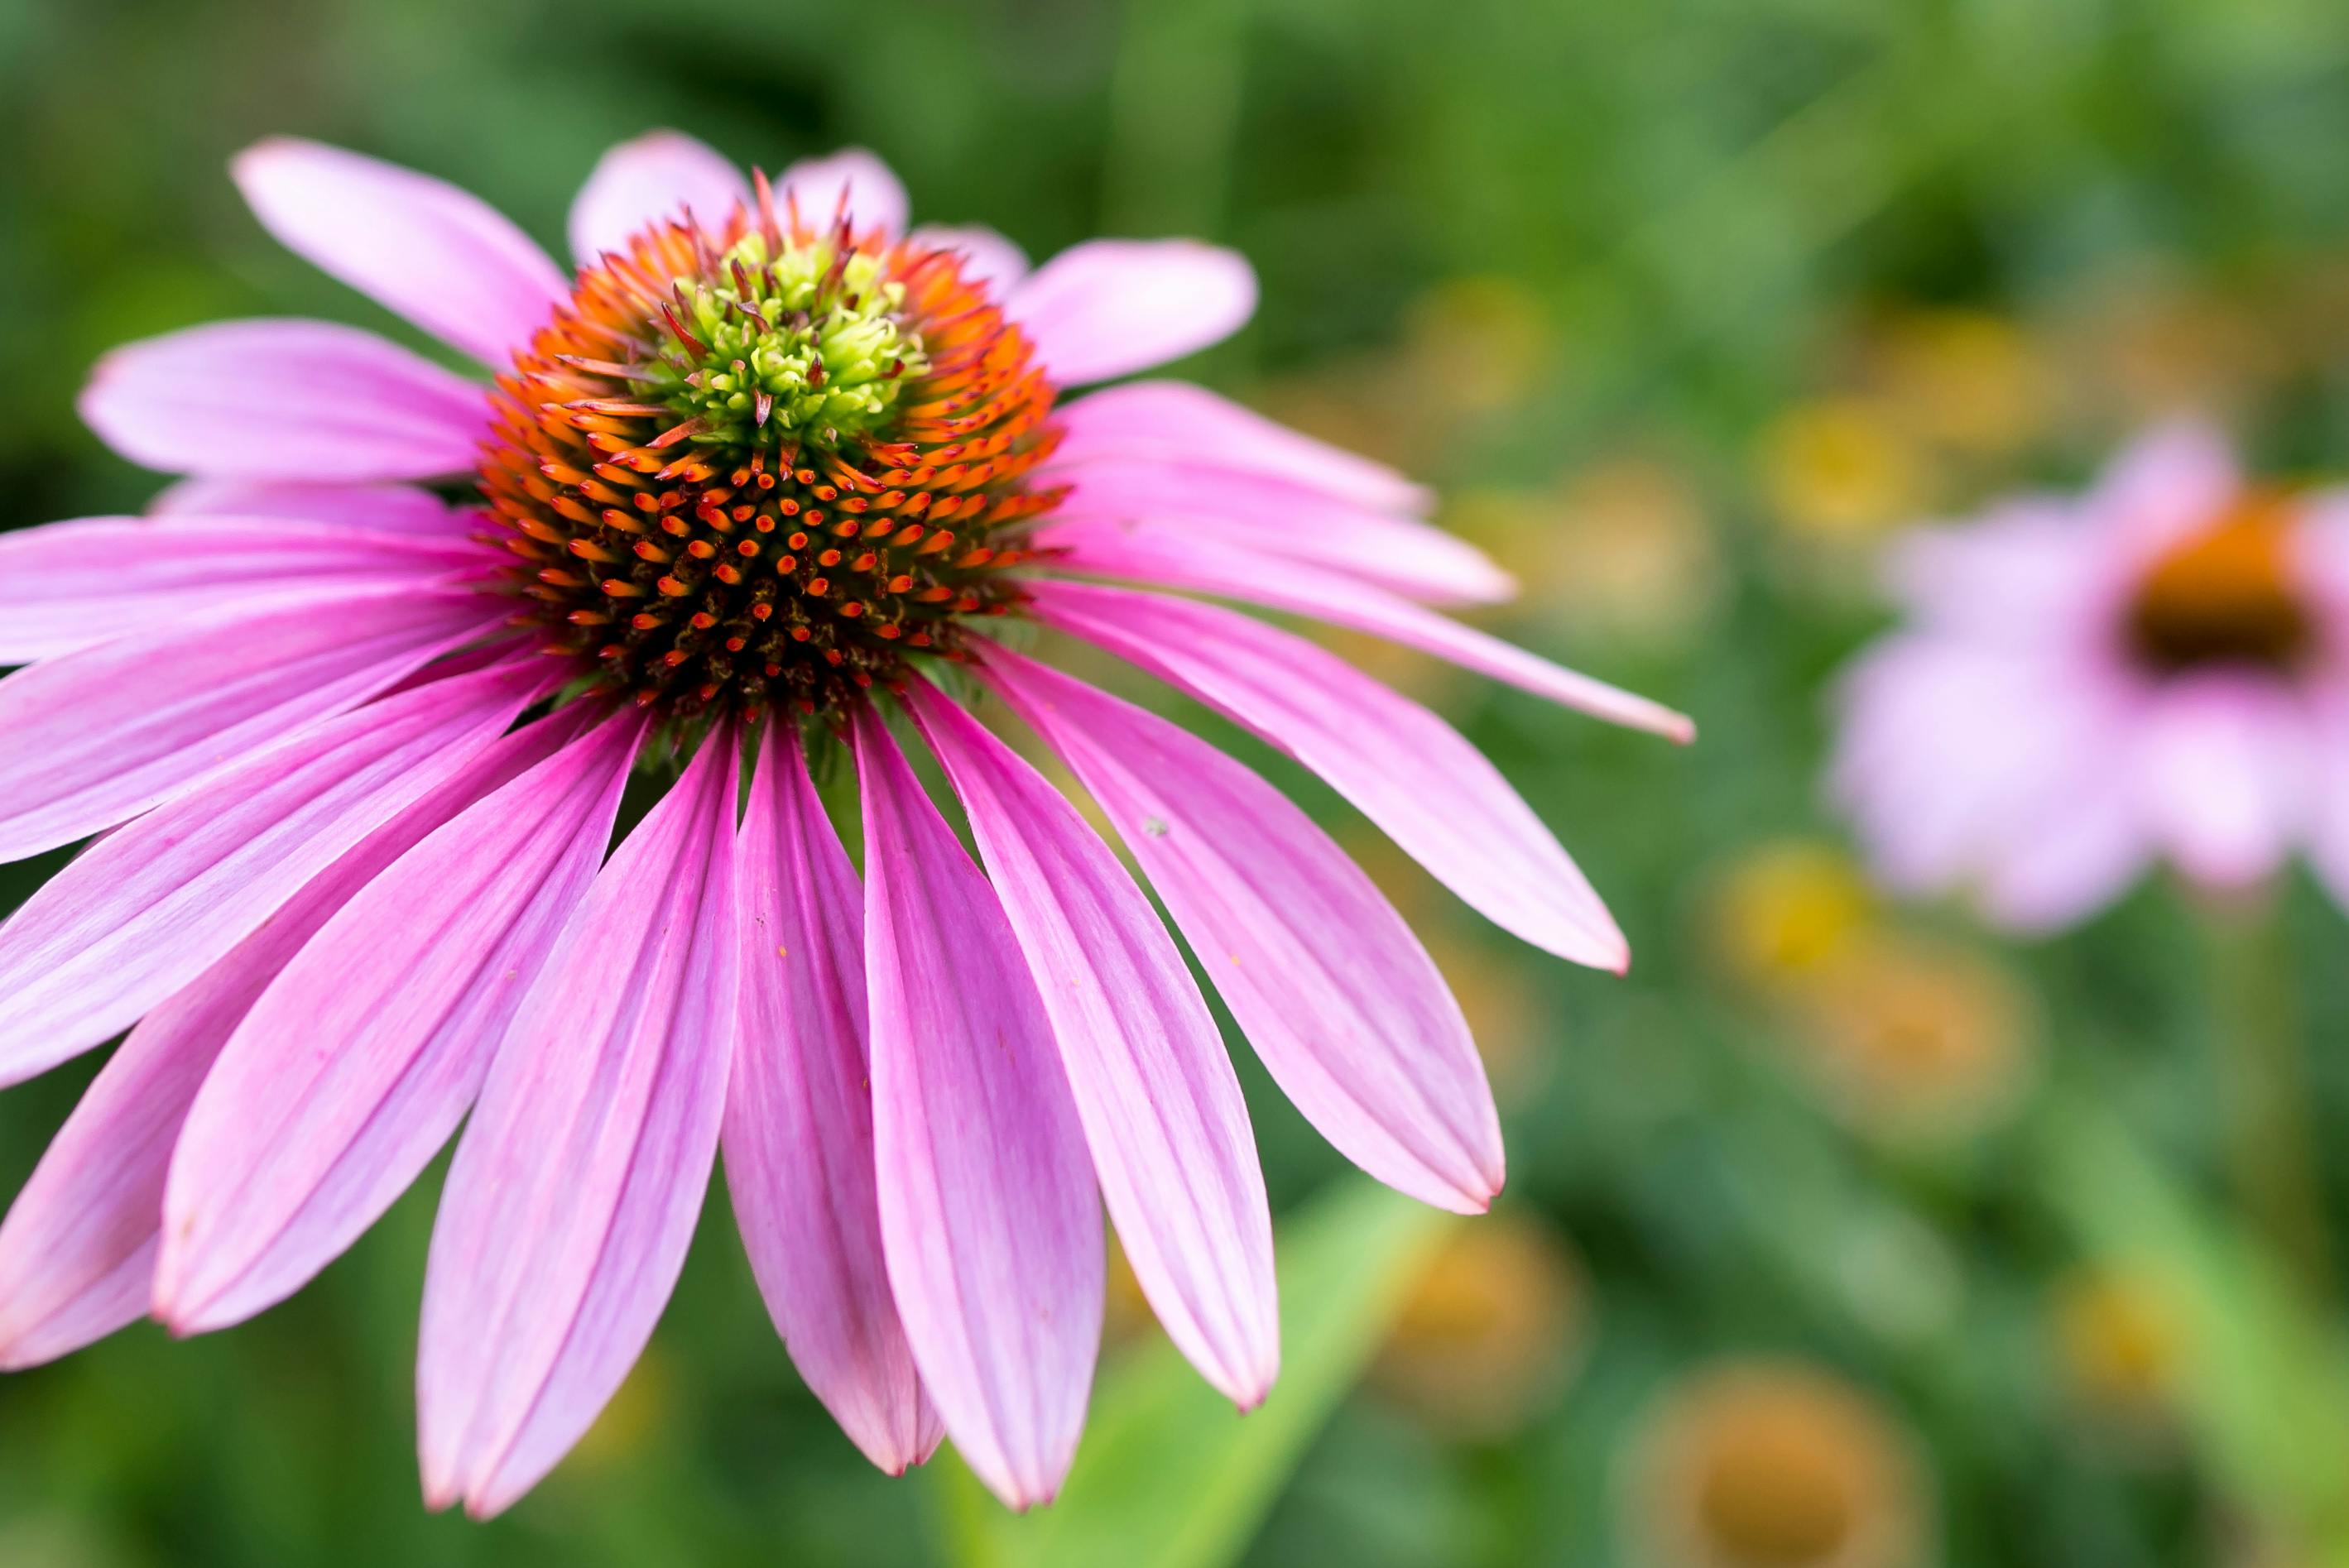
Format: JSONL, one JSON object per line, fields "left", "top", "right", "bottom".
{"left": 0, "top": 1514, "right": 138, "bottom": 1568}
{"left": 2062, "top": 274, "right": 2278, "bottom": 426}
{"left": 1785, "top": 931, "right": 2036, "bottom": 1144}
{"left": 1400, "top": 276, "right": 1557, "bottom": 423}
{"left": 1371, "top": 1211, "right": 1588, "bottom": 1440}
{"left": 1447, "top": 462, "right": 1722, "bottom": 654}
{"left": 2050, "top": 1267, "right": 2188, "bottom": 1439}
{"left": 1760, "top": 399, "right": 1932, "bottom": 542}
{"left": 1702, "top": 840, "right": 1878, "bottom": 993}
{"left": 1250, "top": 367, "right": 1419, "bottom": 472}
{"left": 1871, "top": 309, "right": 2050, "bottom": 457}
{"left": 1251, "top": 274, "right": 1554, "bottom": 478}
{"left": 1621, "top": 1360, "right": 1932, "bottom": 1568}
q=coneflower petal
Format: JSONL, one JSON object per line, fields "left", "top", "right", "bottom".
{"left": 569, "top": 130, "right": 752, "bottom": 266}
{"left": 1052, "top": 380, "right": 1431, "bottom": 515}
{"left": 155, "top": 707, "right": 642, "bottom": 1335}
{"left": 978, "top": 647, "right": 1505, "bottom": 1215}
{"left": 418, "top": 724, "right": 741, "bottom": 1520}
{"left": 1977, "top": 760, "right": 2148, "bottom": 933}
{"left": 1006, "top": 239, "right": 1257, "bottom": 386}
{"left": 0, "top": 655, "right": 546, "bottom": 1087}
{"left": 0, "top": 515, "right": 488, "bottom": 664}
{"left": 2136, "top": 674, "right": 2308, "bottom": 889}
{"left": 0, "top": 587, "right": 505, "bottom": 865}
{"left": 852, "top": 707, "right": 1102, "bottom": 1512}
{"left": 1036, "top": 526, "right": 1693, "bottom": 741}
{"left": 152, "top": 479, "right": 481, "bottom": 538}
{"left": 1042, "top": 468, "right": 1515, "bottom": 607}
{"left": 0, "top": 706, "right": 588, "bottom": 1368}
{"left": 2092, "top": 419, "right": 2240, "bottom": 554}
{"left": 233, "top": 137, "right": 569, "bottom": 366}
{"left": 724, "top": 724, "right": 942, "bottom": 1474}
{"left": 1027, "top": 580, "right": 1631, "bottom": 972}
{"left": 906, "top": 683, "right": 1279, "bottom": 1408}
{"left": 1830, "top": 638, "right": 2100, "bottom": 894}
{"left": 79, "top": 319, "right": 490, "bottom": 482}
{"left": 776, "top": 146, "right": 908, "bottom": 238}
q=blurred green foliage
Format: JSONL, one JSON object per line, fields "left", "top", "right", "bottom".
{"left": 7, "top": 0, "right": 2349, "bottom": 1565}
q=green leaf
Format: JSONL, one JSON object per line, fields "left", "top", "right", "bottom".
{"left": 2039, "top": 1091, "right": 2349, "bottom": 1565}
{"left": 933, "top": 1178, "right": 1457, "bottom": 1568}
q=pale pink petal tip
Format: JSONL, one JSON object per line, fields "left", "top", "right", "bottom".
{"left": 907, "top": 683, "right": 1280, "bottom": 1407}
{"left": 78, "top": 320, "right": 487, "bottom": 482}
{"left": 569, "top": 130, "right": 751, "bottom": 263}
{"left": 416, "top": 724, "right": 742, "bottom": 1517}
{"left": 726, "top": 725, "right": 944, "bottom": 1475}
{"left": 1026, "top": 580, "right": 1631, "bottom": 971}
{"left": 1009, "top": 239, "right": 1258, "bottom": 386}
{"left": 910, "top": 224, "right": 1029, "bottom": 295}
{"left": 232, "top": 137, "right": 567, "bottom": 366}
{"left": 1038, "top": 521, "right": 1693, "bottom": 743}
{"left": 154, "top": 709, "right": 641, "bottom": 1336}
{"left": 851, "top": 707, "right": 1102, "bottom": 1511}
{"left": 972, "top": 647, "right": 1503, "bottom": 1211}
{"left": 776, "top": 147, "right": 909, "bottom": 237}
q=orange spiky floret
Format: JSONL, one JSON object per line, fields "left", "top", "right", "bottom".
{"left": 476, "top": 199, "right": 1059, "bottom": 718}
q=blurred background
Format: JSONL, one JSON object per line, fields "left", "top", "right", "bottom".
{"left": 7, "top": 0, "right": 2349, "bottom": 1564}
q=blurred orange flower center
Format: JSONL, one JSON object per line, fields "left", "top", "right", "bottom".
{"left": 2125, "top": 492, "right": 2313, "bottom": 674}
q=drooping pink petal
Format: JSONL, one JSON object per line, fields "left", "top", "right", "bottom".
{"left": 1976, "top": 755, "right": 2152, "bottom": 932}
{"left": 79, "top": 320, "right": 489, "bottom": 482}
{"left": 1053, "top": 380, "right": 1430, "bottom": 515}
{"left": 2292, "top": 489, "right": 2349, "bottom": 627}
{"left": 0, "top": 515, "right": 488, "bottom": 664}
{"left": 569, "top": 131, "right": 752, "bottom": 263}
{"left": 905, "top": 683, "right": 1278, "bottom": 1407}
{"left": 2093, "top": 420, "right": 2242, "bottom": 557}
{"left": 1026, "top": 580, "right": 1631, "bottom": 971}
{"left": 776, "top": 148, "right": 909, "bottom": 237}
{"left": 2301, "top": 696, "right": 2349, "bottom": 913}
{"left": 233, "top": 137, "right": 569, "bottom": 365}
{"left": 0, "top": 707, "right": 585, "bottom": 1368}
{"left": 0, "top": 655, "right": 546, "bottom": 1087}
{"left": 0, "top": 585, "right": 507, "bottom": 866}
{"left": 1832, "top": 637, "right": 2134, "bottom": 901}
{"left": 418, "top": 725, "right": 742, "bottom": 1520}
{"left": 1037, "top": 524, "right": 1690, "bottom": 741}
{"left": 2135, "top": 674, "right": 2312, "bottom": 890}
{"left": 978, "top": 648, "right": 1503, "bottom": 1214}
{"left": 1883, "top": 500, "right": 2108, "bottom": 638}
{"left": 155, "top": 708, "right": 640, "bottom": 1335}
{"left": 1042, "top": 465, "right": 1514, "bottom": 607}
{"left": 1006, "top": 241, "right": 1256, "bottom": 386}
{"left": 910, "top": 225, "right": 1029, "bottom": 295}
{"left": 724, "top": 726, "right": 941, "bottom": 1474}
{"left": 153, "top": 479, "right": 479, "bottom": 537}
{"left": 850, "top": 707, "right": 1102, "bottom": 1510}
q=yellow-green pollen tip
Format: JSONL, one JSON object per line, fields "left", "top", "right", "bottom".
{"left": 650, "top": 234, "right": 928, "bottom": 451}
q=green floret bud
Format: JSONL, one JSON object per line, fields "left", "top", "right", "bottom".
{"left": 651, "top": 233, "right": 928, "bottom": 449}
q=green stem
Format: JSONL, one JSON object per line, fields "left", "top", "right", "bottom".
{"left": 2200, "top": 888, "right": 2335, "bottom": 1304}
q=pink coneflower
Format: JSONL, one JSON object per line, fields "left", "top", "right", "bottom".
{"left": 0, "top": 132, "right": 1688, "bottom": 1515}
{"left": 1833, "top": 424, "right": 2349, "bottom": 930}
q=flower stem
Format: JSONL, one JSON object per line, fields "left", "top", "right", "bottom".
{"left": 2199, "top": 889, "right": 2336, "bottom": 1303}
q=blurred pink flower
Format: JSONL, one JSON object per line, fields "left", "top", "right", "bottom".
{"left": 1833, "top": 424, "right": 2349, "bottom": 930}
{"left": 0, "top": 134, "right": 1688, "bottom": 1515}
